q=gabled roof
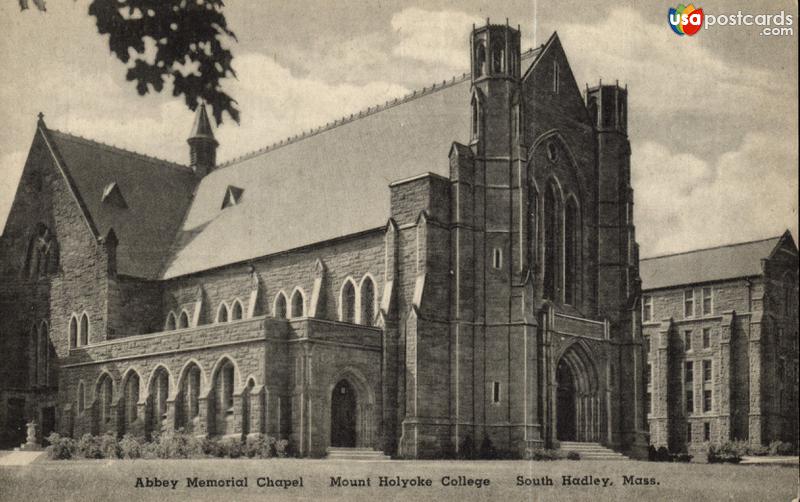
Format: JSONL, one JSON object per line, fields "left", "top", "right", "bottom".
{"left": 640, "top": 234, "right": 791, "bottom": 291}
{"left": 160, "top": 45, "right": 546, "bottom": 279}
{"left": 46, "top": 130, "right": 198, "bottom": 279}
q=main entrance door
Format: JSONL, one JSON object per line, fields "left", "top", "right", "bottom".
{"left": 556, "top": 359, "right": 577, "bottom": 441}
{"left": 330, "top": 380, "right": 356, "bottom": 447}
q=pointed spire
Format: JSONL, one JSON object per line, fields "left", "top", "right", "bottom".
{"left": 187, "top": 103, "right": 218, "bottom": 177}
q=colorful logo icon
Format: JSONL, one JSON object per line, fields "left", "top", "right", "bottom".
{"left": 668, "top": 4, "right": 705, "bottom": 36}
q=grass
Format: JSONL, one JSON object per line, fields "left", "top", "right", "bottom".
{"left": 0, "top": 458, "right": 797, "bottom": 502}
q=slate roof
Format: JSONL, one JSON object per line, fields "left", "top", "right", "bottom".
{"left": 159, "top": 46, "right": 546, "bottom": 279}
{"left": 46, "top": 130, "right": 198, "bottom": 279}
{"left": 640, "top": 236, "right": 784, "bottom": 291}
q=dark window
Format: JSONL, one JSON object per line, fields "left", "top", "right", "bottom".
{"left": 684, "top": 330, "right": 692, "bottom": 351}
{"left": 475, "top": 42, "right": 486, "bottom": 77}
{"left": 79, "top": 313, "right": 89, "bottom": 346}
{"left": 165, "top": 312, "right": 176, "bottom": 331}
{"left": 178, "top": 310, "right": 190, "bottom": 329}
{"left": 685, "top": 361, "right": 693, "bottom": 383}
{"left": 221, "top": 363, "right": 234, "bottom": 411}
{"left": 291, "top": 290, "right": 304, "bottom": 318}
{"left": 492, "top": 45, "right": 504, "bottom": 73}
{"left": 231, "top": 301, "right": 243, "bottom": 321}
{"left": 360, "top": 277, "right": 375, "bottom": 326}
{"left": 686, "top": 391, "right": 694, "bottom": 413}
{"left": 274, "top": 293, "right": 287, "bottom": 319}
{"left": 544, "top": 184, "right": 561, "bottom": 301}
{"left": 704, "top": 422, "right": 710, "bottom": 441}
{"left": 703, "top": 390, "right": 712, "bottom": 412}
{"left": 645, "top": 363, "right": 651, "bottom": 384}
{"left": 703, "top": 360, "right": 712, "bottom": 381}
{"left": 702, "top": 287, "right": 713, "bottom": 315}
{"left": 702, "top": 328, "right": 711, "bottom": 348}
{"left": 587, "top": 96, "right": 599, "bottom": 127}
{"left": 492, "top": 382, "right": 501, "bottom": 403}
{"left": 217, "top": 303, "right": 229, "bottom": 323}
{"left": 564, "top": 199, "right": 579, "bottom": 304}
{"left": 686, "top": 422, "right": 692, "bottom": 443}
{"left": 471, "top": 96, "right": 481, "bottom": 140}
{"left": 684, "top": 289, "right": 694, "bottom": 317}
{"left": 69, "top": 316, "right": 78, "bottom": 348}
{"left": 643, "top": 295, "right": 653, "bottom": 322}
{"left": 492, "top": 248, "right": 503, "bottom": 269}
{"left": 342, "top": 281, "right": 356, "bottom": 323}
{"left": 98, "top": 375, "right": 113, "bottom": 424}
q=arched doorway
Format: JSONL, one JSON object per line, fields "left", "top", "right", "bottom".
{"left": 330, "top": 379, "right": 356, "bottom": 447}
{"left": 554, "top": 342, "right": 601, "bottom": 443}
{"left": 556, "top": 359, "right": 577, "bottom": 441}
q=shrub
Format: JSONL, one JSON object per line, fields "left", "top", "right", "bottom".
{"left": 478, "top": 436, "right": 496, "bottom": 459}
{"left": 76, "top": 434, "right": 104, "bottom": 459}
{"left": 707, "top": 442, "right": 742, "bottom": 464}
{"left": 119, "top": 434, "right": 143, "bottom": 459}
{"left": 524, "top": 447, "right": 565, "bottom": 461}
{"left": 768, "top": 440, "right": 795, "bottom": 456}
{"left": 244, "top": 434, "right": 275, "bottom": 458}
{"left": 46, "top": 433, "right": 76, "bottom": 460}
{"left": 98, "top": 433, "right": 120, "bottom": 459}
{"left": 273, "top": 438, "right": 290, "bottom": 458}
{"left": 220, "top": 437, "right": 244, "bottom": 458}
{"left": 656, "top": 446, "right": 671, "bottom": 462}
{"left": 566, "top": 451, "right": 580, "bottom": 460}
{"left": 647, "top": 445, "right": 657, "bottom": 461}
{"left": 459, "top": 435, "right": 475, "bottom": 460}
{"left": 671, "top": 452, "right": 692, "bottom": 462}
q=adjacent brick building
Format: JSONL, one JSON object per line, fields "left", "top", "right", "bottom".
{"left": 0, "top": 23, "right": 648, "bottom": 458}
{"left": 641, "top": 233, "right": 799, "bottom": 454}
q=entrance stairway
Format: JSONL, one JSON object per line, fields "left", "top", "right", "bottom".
{"left": 327, "top": 447, "right": 391, "bottom": 461}
{"left": 560, "top": 441, "right": 629, "bottom": 460}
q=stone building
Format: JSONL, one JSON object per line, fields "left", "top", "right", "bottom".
{"left": 0, "top": 23, "right": 647, "bottom": 457}
{"left": 641, "top": 233, "right": 799, "bottom": 454}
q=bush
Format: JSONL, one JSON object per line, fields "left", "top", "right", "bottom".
{"left": 76, "top": 434, "right": 104, "bottom": 459}
{"left": 647, "top": 445, "right": 657, "bottom": 461}
{"left": 768, "top": 440, "right": 795, "bottom": 456}
{"left": 671, "top": 452, "right": 692, "bottom": 462}
{"left": 478, "top": 436, "right": 496, "bottom": 459}
{"left": 46, "top": 433, "right": 76, "bottom": 460}
{"left": 459, "top": 435, "right": 475, "bottom": 460}
{"left": 98, "top": 433, "right": 120, "bottom": 459}
{"left": 566, "top": 451, "right": 580, "bottom": 460}
{"left": 145, "top": 431, "right": 203, "bottom": 459}
{"left": 244, "top": 434, "right": 275, "bottom": 458}
{"left": 119, "top": 434, "right": 143, "bottom": 459}
{"left": 656, "top": 446, "right": 671, "bottom": 462}
{"left": 524, "top": 447, "right": 565, "bottom": 461}
{"left": 273, "top": 438, "right": 291, "bottom": 458}
{"left": 707, "top": 442, "right": 742, "bottom": 464}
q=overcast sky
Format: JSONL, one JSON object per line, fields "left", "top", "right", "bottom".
{"left": 0, "top": 0, "right": 797, "bottom": 257}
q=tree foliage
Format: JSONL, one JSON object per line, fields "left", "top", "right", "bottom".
{"left": 22, "top": 0, "right": 239, "bottom": 124}
{"left": 88, "top": 0, "right": 239, "bottom": 124}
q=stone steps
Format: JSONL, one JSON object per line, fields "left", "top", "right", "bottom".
{"left": 560, "top": 441, "right": 629, "bottom": 461}
{"left": 327, "top": 447, "right": 391, "bottom": 461}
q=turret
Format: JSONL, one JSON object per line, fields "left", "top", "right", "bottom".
{"left": 187, "top": 103, "right": 218, "bottom": 177}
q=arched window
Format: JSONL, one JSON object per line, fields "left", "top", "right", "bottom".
{"left": 341, "top": 280, "right": 356, "bottom": 323}
{"left": 544, "top": 183, "right": 562, "bottom": 301}
{"left": 231, "top": 300, "right": 243, "bottom": 321}
{"left": 474, "top": 41, "right": 486, "bottom": 77}
{"left": 471, "top": 95, "right": 481, "bottom": 141}
{"left": 149, "top": 368, "right": 169, "bottom": 434}
{"left": 212, "top": 359, "right": 235, "bottom": 435}
{"left": 69, "top": 315, "right": 78, "bottom": 348}
{"left": 530, "top": 185, "right": 540, "bottom": 268}
{"left": 553, "top": 61, "right": 560, "bottom": 93}
{"left": 587, "top": 96, "right": 599, "bottom": 128}
{"left": 273, "top": 292, "right": 287, "bottom": 319}
{"left": 511, "top": 96, "right": 520, "bottom": 142}
{"left": 178, "top": 310, "right": 190, "bottom": 329}
{"left": 216, "top": 303, "right": 229, "bottom": 323}
{"left": 79, "top": 312, "right": 89, "bottom": 346}
{"left": 565, "top": 198, "right": 580, "bottom": 305}
{"left": 38, "top": 321, "right": 49, "bottom": 386}
{"left": 77, "top": 382, "right": 85, "bottom": 415}
{"left": 24, "top": 223, "right": 59, "bottom": 278}
{"left": 122, "top": 371, "right": 140, "bottom": 433}
{"left": 96, "top": 374, "right": 113, "bottom": 427}
{"left": 290, "top": 289, "right": 305, "bottom": 318}
{"left": 177, "top": 363, "right": 201, "bottom": 430}
{"left": 492, "top": 45, "right": 504, "bottom": 73}
{"left": 360, "top": 277, "right": 376, "bottom": 326}
{"left": 242, "top": 378, "right": 255, "bottom": 436}
{"left": 165, "top": 312, "right": 176, "bottom": 331}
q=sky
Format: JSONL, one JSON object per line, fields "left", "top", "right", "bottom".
{"left": 0, "top": 0, "right": 797, "bottom": 258}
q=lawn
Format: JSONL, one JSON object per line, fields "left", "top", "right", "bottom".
{"left": 0, "top": 457, "right": 797, "bottom": 502}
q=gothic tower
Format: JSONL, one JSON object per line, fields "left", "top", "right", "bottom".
{"left": 187, "top": 103, "right": 218, "bottom": 177}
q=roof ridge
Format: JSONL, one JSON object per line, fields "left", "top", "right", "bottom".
{"left": 48, "top": 129, "right": 192, "bottom": 172}
{"left": 218, "top": 46, "right": 545, "bottom": 169}
{"left": 641, "top": 235, "right": 783, "bottom": 261}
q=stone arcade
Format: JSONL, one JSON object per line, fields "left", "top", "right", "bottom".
{"left": 0, "top": 22, "right": 647, "bottom": 458}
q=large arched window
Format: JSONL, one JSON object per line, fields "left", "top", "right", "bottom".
{"left": 79, "top": 312, "right": 89, "bottom": 346}
{"left": 474, "top": 41, "right": 486, "bottom": 78}
{"left": 122, "top": 371, "right": 140, "bottom": 433}
{"left": 96, "top": 374, "right": 113, "bottom": 429}
{"left": 471, "top": 95, "right": 482, "bottom": 141}
{"left": 178, "top": 310, "right": 190, "bottom": 329}
{"left": 149, "top": 367, "right": 170, "bottom": 434}
{"left": 273, "top": 292, "right": 287, "bottom": 319}
{"left": 290, "top": 289, "right": 305, "bottom": 318}
{"left": 177, "top": 363, "right": 202, "bottom": 430}
{"left": 212, "top": 359, "right": 235, "bottom": 435}
{"left": 216, "top": 303, "right": 229, "bottom": 323}
{"left": 544, "top": 183, "right": 562, "bottom": 302}
{"left": 69, "top": 315, "right": 78, "bottom": 348}
{"left": 77, "top": 381, "right": 85, "bottom": 415}
{"left": 564, "top": 197, "right": 581, "bottom": 305}
{"left": 24, "top": 223, "right": 59, "bottom": 278}
{"left": 360, "top": 276, "right": 376, "bottom": 326}
{"left": 341, "top": 280, "right": 356, "bottom": 323}
{"left": 587, "top": 96, "right": 599, "bottom": 128}
{"left": 165, "top": 312, "right": 177, "bottom": 331}
{"left": 231, "top": 300, "right": 243, "bottom": 321}
{"left": 492, "top": 45, "right": 504, "bottom": 73}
